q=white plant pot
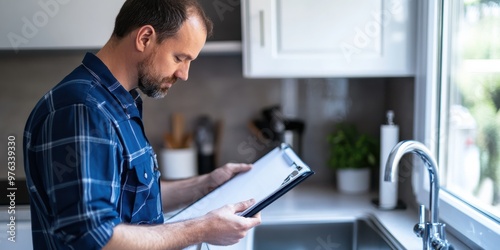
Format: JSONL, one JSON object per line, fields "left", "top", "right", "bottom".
{"left": 336, "top": 168, "right": 371, "bottom": 194}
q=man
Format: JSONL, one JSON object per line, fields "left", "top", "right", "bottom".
{"left": 23, "top": 0, "right": 261, "bottom": 249}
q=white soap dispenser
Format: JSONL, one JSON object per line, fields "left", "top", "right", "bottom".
{"left": 379, "top": 110, "right": 399, "bottom": 209}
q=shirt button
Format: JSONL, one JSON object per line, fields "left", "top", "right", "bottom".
{"left": 144, "top": 172, "right": 148, "bottom": 179}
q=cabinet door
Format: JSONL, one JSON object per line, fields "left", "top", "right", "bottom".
{"left": 0, "top": 0, "right": 125, "bottom": 51}
{"left": 242, "top": 0, "right": 416, "bottom": 78}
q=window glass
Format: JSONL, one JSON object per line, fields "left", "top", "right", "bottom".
{"left": 441, "top": 0, "right": 500, "bottom": 220}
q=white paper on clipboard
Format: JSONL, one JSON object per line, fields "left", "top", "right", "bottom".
{"left": 165, "top": 143, "right": 314, "bottom": 223}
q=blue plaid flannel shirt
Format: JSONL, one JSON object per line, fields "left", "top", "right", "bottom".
{"left": 23, "top": 53, "right": 164, "bottom": 249}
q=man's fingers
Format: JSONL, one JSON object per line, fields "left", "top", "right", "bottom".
{"left": 210, "top": 163, "right": 252, "bottom": 187}
{"left": 226, "top": 163, "right": 252, "bottom": 173}
{"left": 232, "top": 199, "right": 256, "bottom": 213}
{"left": 231, "top": 199, "right": 262, "bottom": 228}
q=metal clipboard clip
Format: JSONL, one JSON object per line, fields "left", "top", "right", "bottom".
{"left": 280, "top": 143, "right": 304, "bottom": 186}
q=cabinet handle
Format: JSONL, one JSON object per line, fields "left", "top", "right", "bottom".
{"left": 259, "top": 10, "right": 265, "bottom": 47}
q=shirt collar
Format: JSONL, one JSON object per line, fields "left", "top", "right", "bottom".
{"left": 81, "top": 52, "right": 142, "bottom": 118}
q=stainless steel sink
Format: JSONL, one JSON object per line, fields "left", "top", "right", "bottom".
{"left": 252, "top": 214, "right": 403, "bottom": 250}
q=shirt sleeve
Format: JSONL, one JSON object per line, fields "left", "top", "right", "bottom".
{"left": 34, "top": 104, "right": 122, "bottom": 248}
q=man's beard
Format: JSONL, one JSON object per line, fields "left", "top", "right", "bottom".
{"left": 137, "top": 56, "right": 178, "bottom": 99}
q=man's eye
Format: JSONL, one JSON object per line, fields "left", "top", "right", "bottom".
{"left": 175, "top": 56, "right": 182, "bottom": 63}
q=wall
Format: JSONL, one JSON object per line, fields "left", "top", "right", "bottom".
{"left": 0, "top": 51, "right": 414, "bottom": 205}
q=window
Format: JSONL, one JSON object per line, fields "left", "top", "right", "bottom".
{"left": 440, "top": 0, "right": 500, "bottom": 222}
{"left": 415, "top": 0, "right": 500, "bottom": 248}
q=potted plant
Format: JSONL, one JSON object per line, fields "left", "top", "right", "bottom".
{"left": 327, "top": 123, "right": 378, "bottom": 194}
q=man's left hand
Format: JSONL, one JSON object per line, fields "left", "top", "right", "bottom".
{"left": 208, "top": 163, "right": 252, "bottom": 191}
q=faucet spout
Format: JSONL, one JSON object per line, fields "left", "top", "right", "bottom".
{"left": 383, "top": 140, "right": 452, "bottom": 249}
{"left": 384, "top": 140, "right": 440, "bottom": 224}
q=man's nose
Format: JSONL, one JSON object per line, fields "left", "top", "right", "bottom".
{"left": 176, "top": 62, "right": 190, "bottom": 81}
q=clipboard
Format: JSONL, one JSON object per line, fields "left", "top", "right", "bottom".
{"left": 165, "top": 143, "right": 314, "bottom": 223}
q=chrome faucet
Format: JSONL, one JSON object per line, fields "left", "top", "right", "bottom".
{"left": 384, "top": 140, "right": 452, "bottom": 250}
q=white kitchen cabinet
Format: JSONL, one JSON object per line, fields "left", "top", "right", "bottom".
{"left": 0, "top": 0, "right": 125, "bottom": 51}
{"left": 242, "top": 0, "right": 416, "bottom": 78}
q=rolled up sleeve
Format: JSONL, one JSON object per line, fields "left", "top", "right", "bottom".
{"left": 33, "top": 104, "right": 122, "bottom": 249}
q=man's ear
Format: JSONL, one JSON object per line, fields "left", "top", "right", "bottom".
{"left": 135, "top": 25, "right": 156, "bottom": 52}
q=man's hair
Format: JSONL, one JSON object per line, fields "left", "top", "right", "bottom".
{"left": 113, "top": 0, "right": 213, "bottom": 42}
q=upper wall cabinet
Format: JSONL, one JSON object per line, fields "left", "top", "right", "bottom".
{"left": 199, "top": 0, "right": 243, "bottom": 54}
{"left": 241, "top": 0, "right": 416, "bottom": 78}
{"left": 0, "top": 0, "right": 125, "bottom": 51}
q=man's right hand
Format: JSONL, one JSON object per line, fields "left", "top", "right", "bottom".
{"left": 103, "top": 199, "right": 261, "bottom": 250}
{"left": 200, "top": 199, "right": 262, "bottom": 246}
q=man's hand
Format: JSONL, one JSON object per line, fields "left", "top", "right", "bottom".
{"left": 103, "top": 199, "right": 261, "bottom": 250}
{"left": 160, "top": 163, "right": 253, "bottom": 212}
{"left": 106, "top": 166, "right": 261, "bottom": 250}
{"left": 201, "top": 199, "right": 262, "bottom": 246}
{"left": 208, "top": 163, "right": 253, "bottom": 191}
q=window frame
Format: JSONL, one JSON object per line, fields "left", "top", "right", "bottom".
{"left": 414, "top": 1, "right": 500, "bottom": 249}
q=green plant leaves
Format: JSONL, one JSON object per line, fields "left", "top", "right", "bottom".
{"left": 327, "top": 123, "right": 379, "bottom": 169}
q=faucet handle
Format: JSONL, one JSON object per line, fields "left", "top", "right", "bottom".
{"left": 413, "top": 204, "right": 426, "bottom": 238}
{"left": 431, "top": 223, "right": 453, "bottom": 250}
{"left": 419, "top": 204, "right": 426, "bottom": 224}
